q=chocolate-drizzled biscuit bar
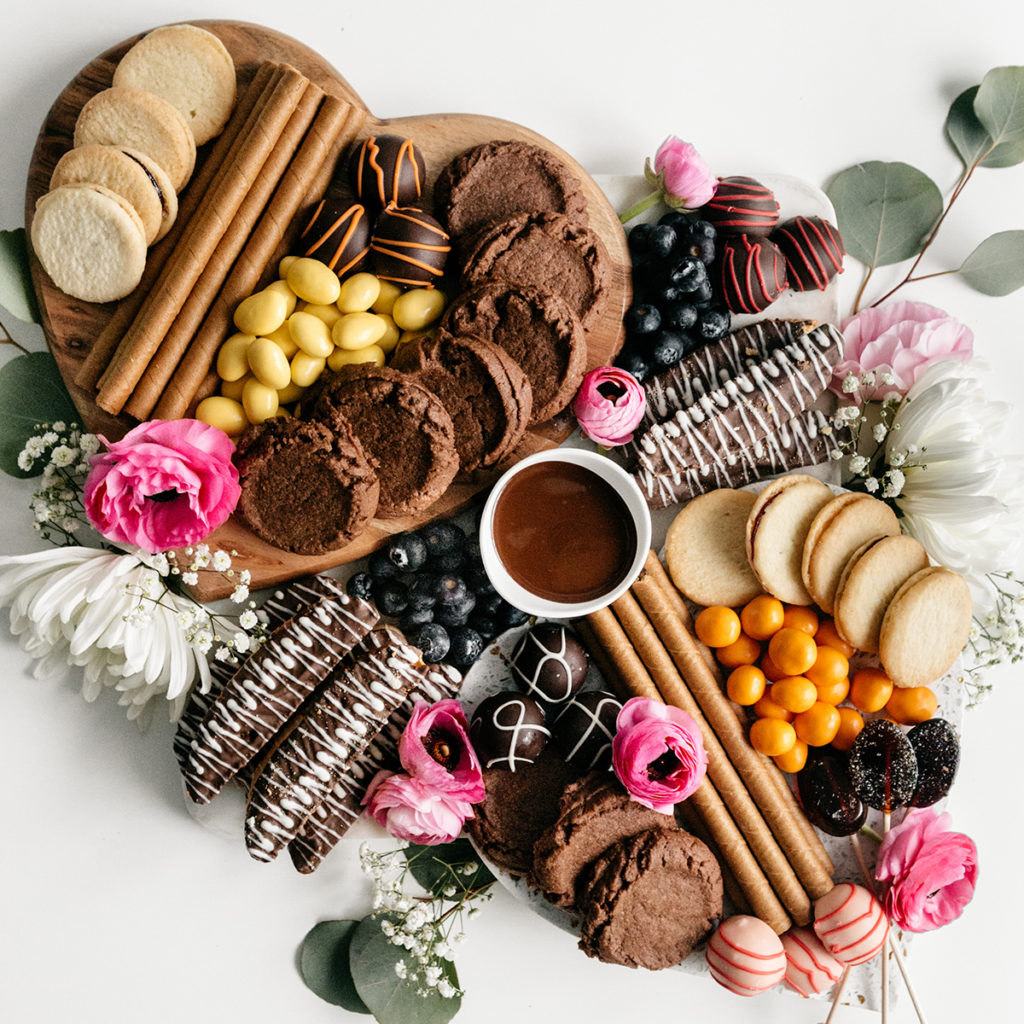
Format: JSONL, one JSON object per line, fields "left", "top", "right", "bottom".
{"left": 288, "top": 661, "right": 463, "bottom": 873}
{"left": 244, "top": 627, "right": 424, "bottom": 862}
{"left": 183, "top": 590, "right": 378, "bottom": 804}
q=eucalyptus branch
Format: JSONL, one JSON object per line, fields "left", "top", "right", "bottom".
{"left": 0, "top": 316, "right": 31, "bottom": 355}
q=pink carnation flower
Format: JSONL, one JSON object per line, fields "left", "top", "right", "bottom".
{"left": 398, "top": 699, "right": 484, "bottom": 803}
{"left": 832, "top": 301, "right": 973, "bottom": 401}
{"left": 574, "top": 366, "right": 646, "bottom": 447}
{"left": 363, "top": 770, "right": 474, "bottom": 846}
{"left": 84, "top": 419, "right": 240, "bottom": 552}
{"left": 612, "top": 697, "right": 708, "bottom": 814}
{"left": 650, "top": 137, "right": 717, "bottom": 210}
{"left": 875, "top": 807, "right": 978, "bottom": 932}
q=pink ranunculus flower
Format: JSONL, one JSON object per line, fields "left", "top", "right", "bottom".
{"left": 84, "top": 419, "right": 241, "bottom": 553}
{"left": 648, "top": 136, "right": 717, "bottom": 211}
{"left": 574, "top": 366, "right": 647, "bottom": 447}
{"left": 398, "top": 699, "right": 484, "bottom": 803}
{"left": 874, "top": 808, "right": 978, "bottom": 933}
{"left": 612, "top": 696, "right": 708, "bottom": 814}
{"left": 832, "top": 301, "right": 973, "bottom": 402}
{"left": 363, "top": 770, "right": 474, "bottom": 846}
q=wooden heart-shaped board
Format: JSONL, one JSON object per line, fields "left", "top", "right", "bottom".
{"left": 25, "top": 20, "right": 630, "bottom": 601}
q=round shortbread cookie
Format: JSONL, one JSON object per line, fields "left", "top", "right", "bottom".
{"left": 665, "top": 488, "right": 763, "bottom": 607}
{"left": 833, "top": 534, "right": 930, "bottom": 654}
{"left": 113, "top": 24, "right": 236, "bottom": 146}
{"left": 800, "top": 492, "right": 901, "bottom": 614}
{"left": 31, "top": 183, "right": 147, "bottom": 303}
{"left": 74, "top": 86, "right": 196, "bottom": 192}
{"left": 746, "top": 474, "right": 833, "bottom": 605}
{"left": 50, "top": 144, "right": 177, "bottom": 244}
{"left": 879, "top": 566, "right": 972, "bottom": 687}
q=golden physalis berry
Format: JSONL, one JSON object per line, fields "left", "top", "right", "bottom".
{"left": 885, "top": 685, "right": 938, "bottom": 725}
{"left": 726, "top": 664, "right": 767, "bottom": 706}
{"left": 695, "top": 606, "right": 742, "bottom": 648}
{"left": 850, "top": 668, "right": 894, "bottom": 713}
{"left": 767, "top": 627, "right": 818, "bottom": 676}
{"left": 740, "top": 595, "right": 786, "bottom": 641}
{"left": 750, "top": 717, "right": 797, "bottom": 757}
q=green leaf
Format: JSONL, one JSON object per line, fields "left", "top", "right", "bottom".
{"left": 958, "top": 230, "right": 1024, "bottom": 295}
{"left": 299, "top": 920, "right": 371, "bottom": 1013}
{"left": 0, "top": 229, "right": 40, "bottom": 324}
{"left": 826, "top": 161, "right": 943, "bottom": 269}
{"left": 946, "top": 86, "right": 1024, "bottom": 168}
{"left": 974, "top": 67, "right": 1024, "bottom": 151}
{"left": 0, "top": 351, "right": 79, "bottom": 478}
{"left": 350, "top": 916, "right": 461, "bottom": 1024}
{"left": 404, "top": 839, "right": 493, "bottom": 897}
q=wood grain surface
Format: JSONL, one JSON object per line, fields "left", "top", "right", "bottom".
{"left": 25, "top": 20, "right": 631, "bottom": 600}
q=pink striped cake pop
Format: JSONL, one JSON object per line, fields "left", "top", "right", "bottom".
{"left": 706, "top": 915, "right": 786, "bottom": 996}
{"left": 813, "top": 883, "right": 888, "bottom": 966}
{"left": 781, "top": 926, "right": 844, "bottom": 996}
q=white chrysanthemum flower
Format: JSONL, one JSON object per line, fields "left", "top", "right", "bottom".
{"left": 886, "top": 359, "right": 1024, "bottom": 610}
{"left": 0, "top": 547, "right": 210, "bottom": 725}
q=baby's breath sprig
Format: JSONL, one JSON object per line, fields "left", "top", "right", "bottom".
{"left": 962, "top": 570, "right": 1024, "bottom": 706}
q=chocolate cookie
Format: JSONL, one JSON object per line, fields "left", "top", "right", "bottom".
{"left": 311, "top": 365, "right": 459, "bottom": 518}
{"left": 460, "top": 212, "right": 609, "bottom": 332}
{"left": 391, "top": 332, "right": 532, "bottom": 472}
{"left": 465, "top": 747, "right": 580, "bottom": 876}
{"left": 578, "top": 828, "right": 723, "bottom": 970}
{"left": 532, "top": 773, "right": 680, "bottom": 908}
{"left": 435, "top": 140, "right": 589, "bottom": 242}
{"left": 441, "top": 283, "right": 587, "bottom": 424}
{"left": 233, "top": 417, "right": 379, "bottom": 555}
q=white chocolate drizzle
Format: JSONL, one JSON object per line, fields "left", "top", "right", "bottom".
{"left": 479, "top": 694, "right": 552, "bottom": 771}
{"left": 551, "top": 693, "right": 622, "bottom": 771}
{"left": 511, "top": 626, "right": 584, "bottom": 704}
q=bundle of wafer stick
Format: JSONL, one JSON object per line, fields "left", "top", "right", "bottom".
{"left": 76, "top": 61, "right": 368, "bottom": 421}
{"left": 580, "top": 551, "right": 835, "bottom": 934}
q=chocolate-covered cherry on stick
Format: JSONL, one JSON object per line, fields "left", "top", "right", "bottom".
{"left": 796, "top": 750, "right": 867, "bottom": 837}
{"left": 848, "top": 718, "right": 919, "bottom": 815}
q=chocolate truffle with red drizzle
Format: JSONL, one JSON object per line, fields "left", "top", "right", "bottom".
{"left": 292, "top": 198, "right": 370, "bottom": 278}
{"left": 717, "top": 233, "right": 789, "bottom": 314}
{"left": 470, "top": 692, "right": 550, "bottom": 771}
{"left": 352, "top": 134, "right": 426, "bottom": 211}
{"left": 771, "top": 216, "right": 845, "bottom": 291}
{"left": 371, "top": 205, "right": 450, "bottom": 287}
{"left": 703, "top": 175, "right": 780, "bottom": 236}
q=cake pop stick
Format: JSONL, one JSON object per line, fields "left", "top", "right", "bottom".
{"left": 822, "top": 967, "right": 850, "bottom": 1024}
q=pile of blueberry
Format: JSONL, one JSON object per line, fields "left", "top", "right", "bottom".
{"left": 346, "top": 517, "right": 528, "bottom": 669}
{"left": 615, "top": 211, "right": 731, "bottom": 382}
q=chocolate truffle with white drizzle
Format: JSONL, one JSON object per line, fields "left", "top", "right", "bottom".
{"left": 509, "top": 623, "right": 589, "bottom": 706}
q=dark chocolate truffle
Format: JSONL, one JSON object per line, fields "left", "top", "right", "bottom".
{"left": 551, "top": 690, "right": 622, "bottom": 770}
{"left": 849, "top": 719, "right": 918, "bottom": 812}
{"left": 509, "top": 623, "right": 589, "bottom": 705}
{"left": 717, "top": 233, "right": 789, "bottom": 314}
{"left": 908, "top": 718, "right": 960, "bottom": 807}
{"left": 371, "top": 205, "right": 450, "bottom": 287}
{"left": 352, "top": 134, "right": 426, "bottom": 211}
{"left": 771, "top": 216, "right": 845, "bottom": 291}
{"left": 703, "top": 175, "right": 780, "bottom": 236}
{"left": 470, "top": 692, "right": 550, "bottom": 771}
{"left": 292, "top": 198, "right": 371, "bottom": 278}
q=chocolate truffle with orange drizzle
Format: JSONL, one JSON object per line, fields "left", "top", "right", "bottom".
{"left": 371, "top": 205, "right": 450, "bottom": 287}
{"left": 292, "top": 198, "right": 370, "bottom": 278}
{"left": 352, "top": 134, "right": 427, "bottom": 211}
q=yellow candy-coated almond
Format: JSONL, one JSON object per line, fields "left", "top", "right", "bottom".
{"left": 327, "top": 344, "right": 386, "bottom": 371}
{"left": 196, "top": 396, "right": 248, "bottom": 436}
{"left": 220, "top": 374, "right": 250, "bottom": 401}
{"left": 277, "top": 380, "right": 305, "bottom": 404}
{"left": 291, "top": 350, "right": 327, "bottom": 387}
{"left": 332, "top": 311, "right": 389, "bottom": 351}
{"left": 286, "top": 257, "right": 341, "bottom": 305}
{"left": 375, "top": 313, "right": 400, "bottom": 355}
{"left": 263, "top": 323, "right": 298, "bottom": 359}
{"left": 278, "top": 255, "right": 298, "bottom": 278}
{"left": 300, "top": 302, "right": 342, "bottom": 329}
{"left": 234, "top": 288, "right": 288, "bottom": 337}
{"left": 242, "top": 378, "right": 279, "bottom": 424}
{"left": 264, "top": 278, "right": 298, "bottom": 317}
{"left": 247, "top": 336, "right": 292, "bottom": 390}
{"left": 287, "top": 311, "right": 334, "bottom": 358}
{"left": 371, "top": 279, "right": 402, "bottom": 315}
{"left": 337, "top": 272, "right": 382, "bottom": 314}
{"left": 392, "top": 288, "right": 446, "bottom": 331}
{"left": 216, "top": 332, "right": 256, "bottom": 382}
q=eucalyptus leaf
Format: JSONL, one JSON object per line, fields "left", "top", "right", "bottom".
{"left": 404, "top": 839, "right": 493, "bottom": 897}
{"left": 946, "top": 86, "right": 1024, "bottom": 168}
{"left": 0, "top": 229, "right": 40, "bottom": 324}
{"left": 958, "top": 230, "right": 1024, "bottom": 295}
{"left": 299, "top": 920, "right": 371, "bottom": 1013}
{"left": 350, "top": 916, "right": 461, "bottom": 1024}
{"left": 0, "top": 351, "right": 79, "bottom": 478}
{"left": 973, "top": 66, "right": 1024, "bottom": 149}
{"left": 826, "top": 161, "right": 943, "bottom": 268}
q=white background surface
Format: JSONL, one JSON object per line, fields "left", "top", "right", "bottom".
{"left": 3, "top": 1, "right": 1024, "bottom": 1022}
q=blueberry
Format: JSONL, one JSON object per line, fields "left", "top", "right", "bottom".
{"left": 648, "top": 224, "right": 677, "bottom": 259}
{"left": 687, "top": 219, "right": 717, "bottom": 242}
{"left": 655, "top": 282, "right": 687, "bottom": 306}
{"left": 409, "top": 622, "right": 450, "bottom": 663}
{"left": 658, "top": 210, "right": 693, "bottom": 232}
{"left": 495, "top": 600, "right": 530, "bottom": 630}
{"left": 650, "top": 330, "right": 689, "bottom": 369}
{"left": 465, "top": 535, "right": 483, "bottom": 567}
{"left": 373, "top": 579, "right": 409, "bottom": 616}
{"left": 368, "top": 551, "right": 401, "bottom": 580}
{"left": 429, "top": 549, "right": 467, "bottom": 574}
{"left": 446, "top": 626, "right": 485, "bottom": 668}
{"left": 689, "top": 278, "right": 714, "bottom": 305}
{"left": 346, "top": 572, "right": 373, "bottom": 601}
{"left": 434, "top": 608, "right": 470, "bottom": 629}
{"left": 386, "top": 531, "right": 428, "bottom": 572}
{"left": 464, "top": 565, "right": 496, "bottom": 596}
{"left": 474, "top": 590, "right": 504, "bottom": 618}
{"left": 435, "top": 590, "right": 476, "bottom": 626}
{"left": 615, "top": 348, "right": 651, "bottom": 382}
{"left": 668, "top": 255, "right": 704, "bottom": 289}
{"left": 697, "top": 307, "right": 731, "bottom": 341}
{"left": 407, "top": 574, "right": 438, "bottom": 611}
{"left": 470, "top": 614, "right": 498, "bottom": 639}
{"left": 419, "top": 520, "right": 465, "bottom": 558}
{"left": 662, "top": 302, "right": 698, "bottom": 332}
{"left": 627, "top": 222, "right": 654, "bottom": 255}
{"left": 400, "top": 607, "right": 435, "bottom": 631}
{"left": 624, "top": 303, "right": 661, "bottom": 336}
{"left": 690, "top": 237, "right": 717, "bottom": 264}
{"left": 434, "top": 574, "right": 469, "bottom": 607}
